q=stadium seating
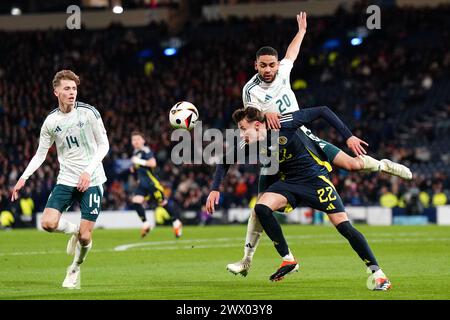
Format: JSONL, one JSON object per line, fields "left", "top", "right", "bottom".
{"left": 0, "top": 4, "right": 448, "bottom": 219}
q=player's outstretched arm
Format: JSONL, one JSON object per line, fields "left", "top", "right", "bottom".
{"left": 207, "top": 163, "right": 229, "bottom": 214}
{"left": 12, "top": 122, "right": 53, "bottom": 201}
{"left": 290, "top": 106, "right": 368, "bottom": 156}
{"left": 284, "top": 11, "right": 307, "bottom": 62}
{"left": 207, "top": 142, "right": 241, "bottom": 213}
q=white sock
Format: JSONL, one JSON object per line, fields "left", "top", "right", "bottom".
{"left": 243, "top": 211, "right": 263, "bottom": 261}
{"left": 360, "top": 155, "right": 382, "bottom": 172}
{"left": 282, "top": 252, "right": 295, "bottom": 262}
{"left": 172, "top": 219, "right": 182, "bottom": 228}
{"left": 73, "top": 241, "right": 92, "bottom": 266}
{"left": 55, "top": 218, "right": 78, "bottom": 235}
{"left": 142, "top": 221, "right": 151, "bottom": 229}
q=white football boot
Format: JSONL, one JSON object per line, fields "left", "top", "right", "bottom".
{"left": 367, "top": 268, "right": 392, "bottom": 291}
{"left": 173, "top": 219, "right": 183, "bottom": 238}
{"left": 380, "top": 159, "right": 413, "bottom": 180}
{"left": 62, "top": 265, "right": 81, "bottom": 289}
{"left": 226, "top": 258, "right": 252, "bottom": 277}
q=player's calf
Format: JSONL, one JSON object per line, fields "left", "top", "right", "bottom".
{"left": 141, "top": 221, "right": 151, "bottom": 238}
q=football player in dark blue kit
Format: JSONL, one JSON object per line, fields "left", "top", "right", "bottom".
{"left": 206, "top": 108, "right": 392, "bottom": 291}
{"left": 130, "top": 131, "right": 182, "bottom": 238}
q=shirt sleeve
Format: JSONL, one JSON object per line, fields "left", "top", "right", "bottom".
{"left": 288, "top": 106, "right": 353, "bottom": 140}
{"left": 211, "top": 162, "right": 232, "bottom": 191}
{"left": 84, "top": 113, "right": 110, "bottom": 176}
{"left": 143, "top": 149, "right": 155, "bottom": 160}
{"left": 277, "top": 58, "right": 294, "bottom": 80}
{"left": 211, "top": 141, "right": 244, "bottom": 191}
{"left": 242, "top": 80, "right": 262, "bottom": 111}
{"left": 20, "top": 119, "right": 54, "bottom": 180}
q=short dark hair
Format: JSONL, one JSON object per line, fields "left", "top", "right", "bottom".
{"left": 256, "top": 46, "right": 278, "bottom": 60}
{"left": 232, "top": 107, "right": 265, "bottom": 124}
{"left": 131, "top": 131, "right": 145, "bottom": 139}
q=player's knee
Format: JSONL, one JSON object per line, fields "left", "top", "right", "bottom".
{"left": 346, "top": 158, "right": 363, "bottom": 171}
{"left": 41, "top": 219, "right": 58, "bottom": 232}
{"left": 78, "top": 232, "right": 92, "bottom": 246}
{"left": 132, "top": 196, "right": 143, "bottom": 204}
{"left": 254, "top": 204, "right": 273, "bottom": 219}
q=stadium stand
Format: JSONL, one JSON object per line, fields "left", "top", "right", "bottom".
{"left": 0, "top": 2, "right": 449, "bottom": 225}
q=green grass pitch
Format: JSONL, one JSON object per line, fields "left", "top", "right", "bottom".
{"left": 1, "top": 224, "right": 449, "bottom": 300}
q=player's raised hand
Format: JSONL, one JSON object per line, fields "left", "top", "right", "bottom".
{"left": 346, "top": 136, "right": 369, "bottom": 156}
{"left": 77, "top": 172, "right": 91, "bottom": 192}
{"left": 265, "top": 112, "right": 282, "bottom": 130}
{"left": 11, "top": 178, "right": 26, "bottom": 201}
{"left": 206, "top": 191, "right": 220, "bottom": 215}
{"left": 297, "top": 11, "right": 307, "bottom": 33}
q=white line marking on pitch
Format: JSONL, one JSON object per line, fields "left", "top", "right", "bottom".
{"left": 1, "top": 233, "right": 448, "bottom": 256}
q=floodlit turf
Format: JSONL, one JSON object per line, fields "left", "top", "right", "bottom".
{"left": 0, "top": 224, "right": 449, "bottom": 300}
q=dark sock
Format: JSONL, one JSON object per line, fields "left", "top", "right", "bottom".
{"left": 254, "top": 204, "right": 289, "bottom": 257}
{"left": 336, "top": 221, "right": 379, "bottom": 271}
{"left": 163, "top": 200, "right": 180, "bottom": 221}
{"left": 132, "top": 203, "right": 147, "bottom": 222}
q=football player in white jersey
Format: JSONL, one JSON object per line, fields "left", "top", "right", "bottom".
{"left": 226, "top": 12, "right": 412, "bottom": 277}
{"left": 11, "top": 70, "right": 110, "bottom": 289}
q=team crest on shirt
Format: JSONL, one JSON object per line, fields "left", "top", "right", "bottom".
{"left": 77, "top": 121, "right": 84, "bottom": 128}
{"left": 278, "top": 136, "right": 288, "bottom": 145}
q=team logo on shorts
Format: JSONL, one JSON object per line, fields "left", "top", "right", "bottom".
{"left": 278, "top": 136, "right": 288, "bottom": 145}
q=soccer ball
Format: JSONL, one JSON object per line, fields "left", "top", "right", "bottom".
{"left": 169, "top": 101, "right": 199, "bottom": 130}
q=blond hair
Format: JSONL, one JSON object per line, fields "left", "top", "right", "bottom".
{"left": 52, "top": 70, "right": 80, "bottom": 88}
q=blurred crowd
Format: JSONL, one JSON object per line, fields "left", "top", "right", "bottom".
{"left": 0, "top": 2, "right": 449, "bottom": 227}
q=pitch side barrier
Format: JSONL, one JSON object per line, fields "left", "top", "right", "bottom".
{"left": 35, "top": 205, "right": 449, "bottom": 229}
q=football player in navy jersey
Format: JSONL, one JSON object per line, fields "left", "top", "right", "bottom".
{"left": 130, "top": 131, "right": 182, "bottom": 238}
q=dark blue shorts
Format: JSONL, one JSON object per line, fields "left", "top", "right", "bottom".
{"left": 135, "top": 176, "right": 165, "bottom": 205}
{"left": 258, "top": 173, "right": 279, "bottom": 194}
{"left": 265, "top": 175, "right": 345, "bottom": 214}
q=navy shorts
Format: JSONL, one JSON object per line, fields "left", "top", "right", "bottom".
{"left": 265, "top": 175, "right": 346, "bottom": 214}
{"left": 135, "top": 177, "right": 165, "bottom": 205}
{"left": 258, "top": 173, "right": 279, "bottom": 194}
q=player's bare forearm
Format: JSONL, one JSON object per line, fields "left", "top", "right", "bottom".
{"left": 284, "top": 31, "right": 306, "bottom": 62}
{"left": 284, "top": 12, "right": 307, "bottom": 62}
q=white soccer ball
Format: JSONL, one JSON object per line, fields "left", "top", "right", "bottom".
{"left": 169, "top": 101, "right": 199, "bottom": 130}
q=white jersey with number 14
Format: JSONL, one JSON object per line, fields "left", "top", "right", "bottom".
{"left": 20, "top": 101, "right": 109, "bottom": 187}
